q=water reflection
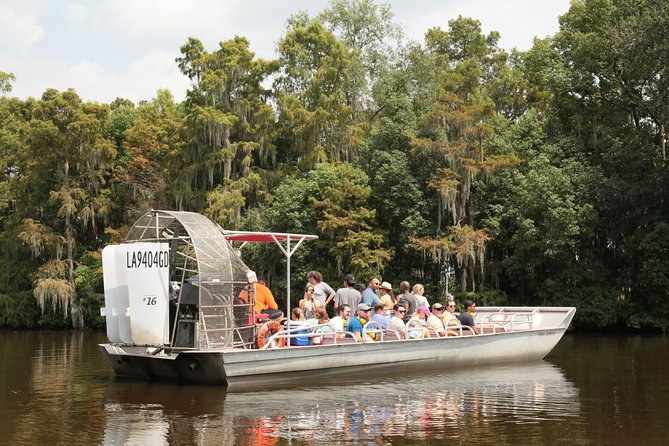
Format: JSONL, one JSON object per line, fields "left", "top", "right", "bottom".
{"left": 102, "top": 362, "right": 578, "bottom": 445}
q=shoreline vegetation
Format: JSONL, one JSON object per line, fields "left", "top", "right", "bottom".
{"left": 2, "top": 0, "right": 668, "bottom": 332}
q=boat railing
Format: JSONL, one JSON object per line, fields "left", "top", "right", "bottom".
{"left": 384, "top": 328, "right": 403, "bottom": 340}
{"left": 445, "top": 324, "right": 477, "bottom": 336}
{"left": 405, "top": 319, "right": 427, "bottom": 339}
{"left": 260, "top": 309, "right": 550, "bottom": 349}
{"left": 477, "top": 311, "right": 534, "bottom": 333}
{"left": 362, "top": 320, "right": 385, "bottom": 342}
{"left": 261, "top": 323, "right": 360, "bottom": 349}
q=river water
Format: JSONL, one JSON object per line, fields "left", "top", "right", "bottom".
{"left": 1, "top": 331, "right": 667, "bottom": 445}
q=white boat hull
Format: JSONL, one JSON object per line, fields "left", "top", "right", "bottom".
{"left": 100, "top": 308, "right": 573, "bottom": 391}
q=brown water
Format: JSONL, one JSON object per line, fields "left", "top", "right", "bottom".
{"left": 1, "top": 331, "right": 667, "bottom": 445}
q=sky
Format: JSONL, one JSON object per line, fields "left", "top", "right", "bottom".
{"left": 0, "top": 0, "right": 572, "bottom": 104}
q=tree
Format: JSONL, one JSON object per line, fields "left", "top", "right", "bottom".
{"left": 19, "top": 89, "right": 116, "bottom": 328}
{"left": 410, "top": 17, "right": 521, "bottom": 292}
{"left": 0, "top": 71, "right": 16, "bottom": 95}
{"left": 176, "top": 36, "right": 278, "bottom": 224}
{"left": 274, "top": 15, "right": 362, "bottom": 167}
{"left": 319, "top": 0, "right": 403, "bottom": 120}
{"left": 112, "top": 89, "right": 184, "bottom": 216}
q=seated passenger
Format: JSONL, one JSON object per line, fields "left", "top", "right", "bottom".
{"left": 386, "top": 304, "right": 407, "bottom": 338}
{"left": 329, "top": 304, "right": 351, "bottom": 333}
{"left": 407, "top": 306, "right": 431, "bottom": 339}
{"left": 346, "top": 303, "right": 373, "bottom": 342}
{"left": 427, "top": 303, "right": 446, "bottom": 337}
{"left": 457, "top": 298, "right": 479, "bottom": 334}
{"left": 238, "top": 278, "right": 283, "bottom": 320}
{"left": 291, "top": 307, "right": 305, "bottom": 321}
{"left": 315, "top": 306, "right": 330, "bottom": 325}
{"left": 440, "top": 299, "right": 461, "bottom": 328}
{"left": 370, "top": 302, "right": 390, "bottom": 328}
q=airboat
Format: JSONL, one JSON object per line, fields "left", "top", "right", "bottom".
{"left": 99, "top": 210, "right": 576, "bottom": 390}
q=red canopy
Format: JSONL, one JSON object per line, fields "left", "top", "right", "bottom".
{"left": 222, "top": 231, "right": 318, "bottom": 243}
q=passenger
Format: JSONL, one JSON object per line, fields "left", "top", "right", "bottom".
{"left": 312, "top": 306, "right": 331, "bottom": 344}
{"left": 304, "top": 301, "right": 324, "bottom": 326}
{"left": 346, "top": 303, "right": 373, "bottom": 342}
{"left": 299, "top": 284, "right": 318, "bottom": 319}
{"left": 427, "top": 303, "right": 446, "bottom": 337}
{"left": 315, "top": 306, "right": 330, "bottom": 325}
{"left": 440, "top": 299, "right": 461, "bottom": 329}
{"left": 239, "top": 278, "right": 283, "bottom": 320}
{"left": 378, "top": 281, "right": 395, "bottom": 311}
{"left": 291, "top": 307, "right": 305, "bottom": 321}
{"left": 360, "top": 276, "right": 381, "bottom": 307}
{"left": 370, "top": 302, "right": 390, "bottom": 328}
{"left": 397, "top": 281, "right": 417, "bottom": 322}
{"left": 334, "top": 274, "right": 361, "bottom": 314}
{"left": 408, "top": 306, "right": 431, "bottom": 338}
{"left": 412, "top": 284, "right": 429, "bottom": 308}
{"left": 457, "top": 298, "right": 479, "bottom": 334}
{"left": 386, "top": 304, "right": 407, "bottom": 338}
{"left": 329, "top": 303, "right": 351, "bottom": 333}
{"left": 306, "top": 270, "right": 336, "bottom": 310}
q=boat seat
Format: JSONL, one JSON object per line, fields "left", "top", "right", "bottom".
{"left": 481, "top": 326, "right": 506, "bottom": 334}
{"left": 381, "top": 332, "right": 400, "bottom": 341}
{"left": 320, "top": 336, "right": 358, "bottom": 345}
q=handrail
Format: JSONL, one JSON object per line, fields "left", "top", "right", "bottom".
{"left": 446, "top": 324, "right": 477, "bottom": 336}
{"left": 260, "top": 323, "right": 358, "bottom": 349}
{"left": 362, "top": 320, "right": 385, "bottom": 341}
{"left": 509, "top": 313, "right": 533, "bottom": 330}
{"left": 405, "top": 319, "right": 427, "bottom": 339}
{"left": 477, "top": 320, "right": 507, "bottom": 334}
{"left": 478, "top": 312, "right": 533, "bottom": 332}
{"left": 384, "top": 327, "right": 402, "bottom": 339}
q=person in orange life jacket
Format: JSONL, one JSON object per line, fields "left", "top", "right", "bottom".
{"left": 346, "top": 303, "right": 372, "bottom": 342}
{"left": 457, "top": 298, "right": 479, "bottom": 334}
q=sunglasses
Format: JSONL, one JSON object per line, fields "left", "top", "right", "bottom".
{"left": 306, "top": 289, "right": 314, "bottom": 293}
{"left": 397, "top": 310, "right": 406, "bottom": 314}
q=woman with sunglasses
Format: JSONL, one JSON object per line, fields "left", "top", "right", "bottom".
{"left": 299, "top": 284, "right": 318, "bottom": 320}
{"left": 440, "top": 299, "right": 460, "bottom": 326}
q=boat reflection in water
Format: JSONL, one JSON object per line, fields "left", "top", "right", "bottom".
{"left": 102, "top": 361, "right": 579, "bottom": 445}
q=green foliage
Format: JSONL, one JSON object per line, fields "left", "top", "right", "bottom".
{"left": 0, "top": 71, "right": 15, "bottom": 94}
{"left": 453, "top": 289, "right": 508, "bottom": 308}
{"left": 0, "top": 292, "right": 38, "bottom": 328}
{"left": 2, "top": 0, "right": 669, "bottom": 332}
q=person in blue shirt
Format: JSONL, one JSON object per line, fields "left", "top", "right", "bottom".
{"left": 360, "top": 276, "right": 381, "bottom": 307}
{"left": 370, "top": 302, "right": 390, "bottom": 328}
{"left": 346, "top": 303, "right": 372, "bottom": 341}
